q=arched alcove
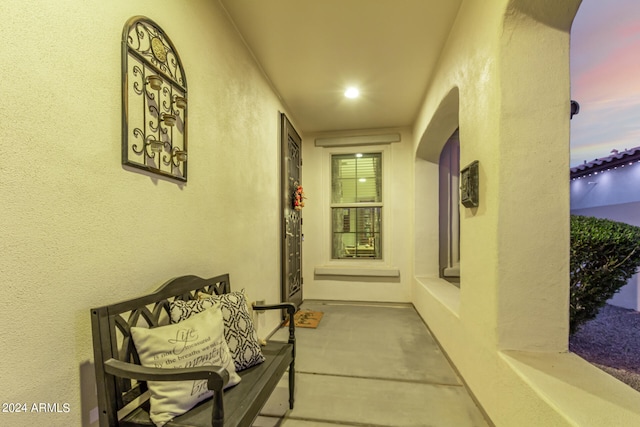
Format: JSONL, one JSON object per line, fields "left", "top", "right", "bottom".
{"left": 414, "top": 87, "right": 460, "bottom": 280}
{"left": 415, "top": 87, "right": 459, "bottom": 163}
{"left": 407, "top": 0, "right": 640, "bottom": 424}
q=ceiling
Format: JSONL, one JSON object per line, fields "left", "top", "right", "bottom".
{"left": 219, "top": 0, "right": 462, "bottom": 134}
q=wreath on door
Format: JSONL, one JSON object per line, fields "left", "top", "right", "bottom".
{"left": 293, "top": 184, "right": 306, "bottom": 211}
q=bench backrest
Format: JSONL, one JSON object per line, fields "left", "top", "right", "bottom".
{"left": 91, "top": 274, "right": 231, "bottom": 426}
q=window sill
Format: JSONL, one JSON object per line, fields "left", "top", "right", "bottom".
{"left": 414, "top": 275, "right": 460, "bottom": 316}
{"left": 314, "top": 265, "right": 400, "bottom": 278}
{"left": 500, "top": 350, "right": 640, "bottom": 426}
{"left": 443, "top": 265, "right": 460, "bottom": 278}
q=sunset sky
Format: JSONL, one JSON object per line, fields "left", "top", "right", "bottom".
{"left": 570, "top": 0, "right": 640, "bottom": 167}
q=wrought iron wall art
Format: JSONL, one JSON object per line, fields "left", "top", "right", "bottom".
{"left": 122, "top": 16, "right": 188, "bottom": 181}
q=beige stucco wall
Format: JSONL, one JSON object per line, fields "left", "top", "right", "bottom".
{"left": 3, "top": 1, "right": 640, "bottom": 426}
{"left": 0, "top": 1, "right": 291, "bottom": 425}
{"left": 413, "top": 0, "right": 640, "bottom": 425}
{"left": 300, "top": 128, "right": 414, "bottom": 302}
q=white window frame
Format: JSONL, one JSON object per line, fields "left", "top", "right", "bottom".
{"left": 330, "top": 152, "right": 383, "bottom": 260}
{"left": 316, "top": 144, "right": 397, "bottom": 276}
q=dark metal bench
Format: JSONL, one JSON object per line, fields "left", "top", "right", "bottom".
{"left": 90, "top": 274, "right": 296, "bottom": 427}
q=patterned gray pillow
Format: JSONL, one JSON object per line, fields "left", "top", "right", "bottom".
{"left": 170, "top": 291, "right": 265, "bottom": 371}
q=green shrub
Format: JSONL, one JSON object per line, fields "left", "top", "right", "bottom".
{"left": 570, "top": 215, "right": 640, "bottom": 334}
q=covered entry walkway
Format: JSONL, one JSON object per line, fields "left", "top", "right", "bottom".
{"left": 257, "top": 301, "right": 490, "bottom": 426}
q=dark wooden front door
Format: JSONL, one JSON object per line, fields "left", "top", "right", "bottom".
{"left": 281, "top": 113, "right": 303, "bottom": 308}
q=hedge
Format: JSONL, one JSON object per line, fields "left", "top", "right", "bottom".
{"left": 570, "top": 215, "right": 640, "bottom": 334}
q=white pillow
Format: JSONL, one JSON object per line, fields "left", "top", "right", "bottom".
{"left": 171, "top": 291, "right": 265, "bottom": 371}
{"left": 131, "top": 306, "right": 241, "bottom": 426}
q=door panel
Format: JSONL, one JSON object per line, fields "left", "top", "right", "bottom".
{"left": 281, "top": 114, "right": 303, "bottom": 308}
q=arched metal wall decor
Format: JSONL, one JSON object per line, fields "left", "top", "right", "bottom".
{"left": 122, "top": 16, "right": 188, "bottom": 181}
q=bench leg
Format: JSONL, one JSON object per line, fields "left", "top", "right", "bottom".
{"left": 289, "top": 360, "right": 295, "bottom": 410}
{"left": 212, "top": 390, "right": 224, "bottom": 427}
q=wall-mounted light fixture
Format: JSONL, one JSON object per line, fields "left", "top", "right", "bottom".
{"left": 122, "top": 16, "right": 188, "bottom": 182}
{"left": 570, "top": 100, "right": 580, "bottom": 119}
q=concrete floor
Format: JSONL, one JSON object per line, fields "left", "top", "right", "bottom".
{"left": 253, "top": 300, "right": 491, "bottom": 427}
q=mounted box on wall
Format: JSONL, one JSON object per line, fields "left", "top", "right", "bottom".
{"left": 122, "top": 16, "right": 188, "bottom": 182}
{"left": 460, "top": 160, "right": 479, "bottom": 208}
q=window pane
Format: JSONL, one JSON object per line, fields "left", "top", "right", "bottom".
{"left": 331, "top": 153, "right": 382, "bottom": 204}
{"left": 332, "top": 207, "right": 381, "bottom": 259}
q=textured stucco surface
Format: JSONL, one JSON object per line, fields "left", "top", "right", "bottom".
{"left": 412, "top": 0, "right": 640, "bottom": 425}
{"left": 571, "top": 163, "right": 640, "bottom": 210}
{"left": 0, "top": 1, "right": 291, "bottom": 425}
{"left": 301, "top": 128, "right": 414, "bottom": 303}
{"left": 3, "top": 1, "right": 640, "bottom": 426}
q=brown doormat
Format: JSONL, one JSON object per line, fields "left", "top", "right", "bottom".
{"left": 285, "top": 310, "right": 324, "bottom": 328}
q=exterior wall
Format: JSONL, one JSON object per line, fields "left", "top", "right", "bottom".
{"left": 571, "top": 162, "right": 640, "bottom": 210}
{"left": 413, "top": 0, "right": 640, "bottom": 426}
{"left": 3, "top": 1, "right": 639, "bottom": 426}
{"left": 0, "top": 1, "right": 291, "bottom": 425}
{"left": 301, "top": 128, "right": 414, "bottom": 302}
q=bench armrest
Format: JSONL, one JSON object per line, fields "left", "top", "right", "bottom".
{"left": 104, "top": 358, "right": 229, "bottom": 426}
{"left": 252, "top": 302, "right": 296, "bottom": 315}
{"left": 104, "top": 358, "right": 230, "bottom": 390}
{"left": 252, "top": 302, "right": 296, "bottom": 355}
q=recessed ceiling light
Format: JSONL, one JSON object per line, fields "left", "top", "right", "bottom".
{"left": 344, "top": 87, "right": 360, "bottom": 99}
